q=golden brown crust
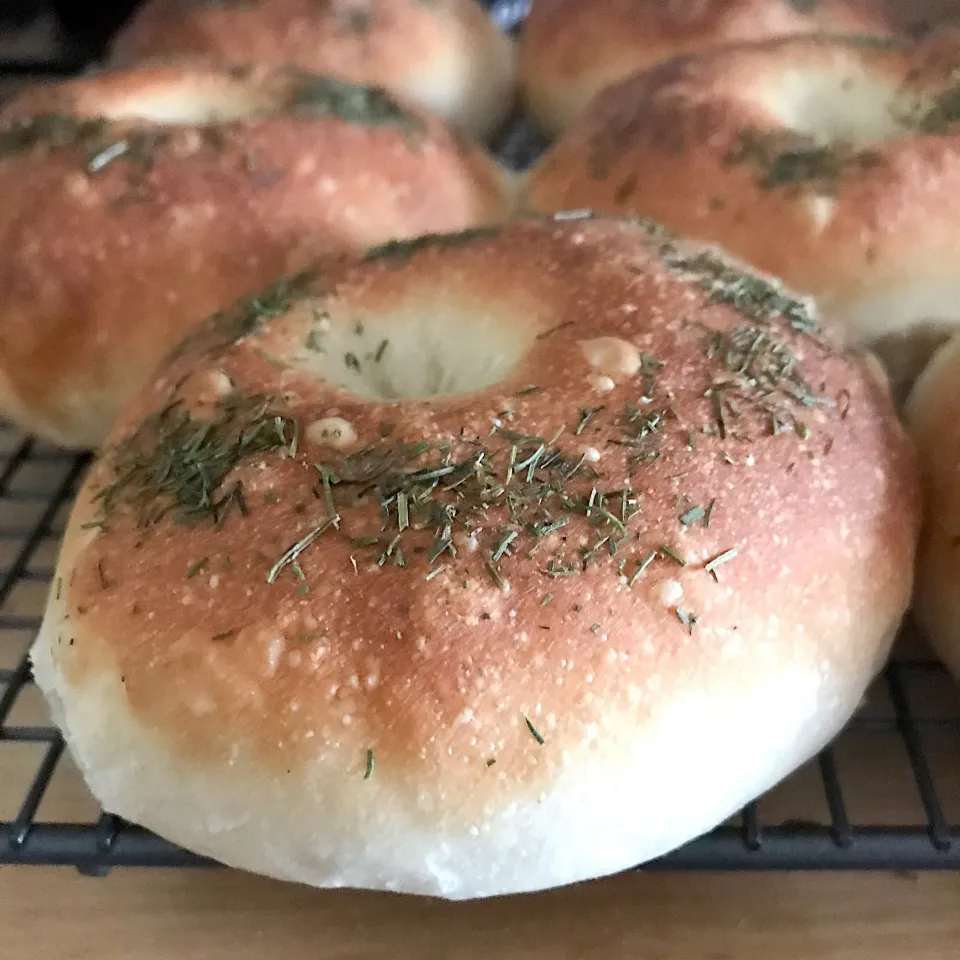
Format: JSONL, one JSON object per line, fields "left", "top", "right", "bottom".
{"left": 904, "top": 333, "right": 960, "bottom": 679}
{"left": 0, "top": 62, "right": 515, "bottom": 449}
{"left": 520, "top": 0, "right": 898, "bottom": 136}
{"left": 32, "top": 215, "right": 918, "bottom": 897}
{"left": 109, "top": 0, "right": 517, "bottom": 140}
{"left": 521, "top": 31, "right": 960, "bottom": 396}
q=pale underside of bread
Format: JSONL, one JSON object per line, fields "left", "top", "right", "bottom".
{"left": 31, "top": 216, "right": 918, "bottom": 899}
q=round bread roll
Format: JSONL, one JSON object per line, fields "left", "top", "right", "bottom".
{"left": 904, "top": 333, "right": 960, "bottom": 678}
{"left": 31, "top": 214, "right": 918, "bottom": 900}
{"left": 0, "top": 61, "right": 514, "bottom": 450}
{"left": 109, "top": 0, "right": 517, "bottom": 142}
{"left": 519, "top": 0, "right": 897, "bottom": 137}
{"left": 522, "top": 30, "right": 960, "bottom": 401}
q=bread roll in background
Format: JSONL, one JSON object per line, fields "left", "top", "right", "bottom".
{"left": 31, "top": 213, "right": 919, "bottom": 900}
{"left": 904, "top": 333, "right": 960, "bottom": 680}
{"left": 522, "top": 29, "right": 960, "bottom": 402}
{"left": 109, "top": 0, "right": 517, "bottom": 142}
{"left": 0, "top": 60, "right": 515, "bottom": 450}
{"left": 519, "top": 0, "right": 898, "bottom": 138}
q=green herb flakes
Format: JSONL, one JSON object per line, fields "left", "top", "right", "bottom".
{"left": 362, "top": 224, "right": 505, "bottom": 264}
{"left": 724, "top": 127, "right": 881, "bottom": 193}
{"left": 267, "top": 519, "right": 337, "bottom": 584}
{"left": 705, "top": 548, "right": 739, "bottom": 581}
{"left": 93, "top": 393, "right": 297, "bottom": 529}
{"left": 524, "top": 717, "right": 545, "bottom": 745}
{"left": 658, "top": 544, "right": 687, "bottom": 567}
{"left": 286, "top": 71, "right": 419, "bottom": 132}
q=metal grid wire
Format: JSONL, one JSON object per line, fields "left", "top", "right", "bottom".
{"left": 1, "top": 0, "right": 960, "bottom": 877}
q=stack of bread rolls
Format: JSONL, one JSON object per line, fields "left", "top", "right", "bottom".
{"left": 15, "top": 0, "right": 960, "bottom": 902}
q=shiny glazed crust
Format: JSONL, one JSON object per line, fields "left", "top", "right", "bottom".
{"left": 0, "top": 61, "right": 515, "bottom": 449}
{"left": 519, "top": 0, "right": 896, "bottom": 136}
{"left": 521, "top": 30, "right": 960, "bottom": 398}
{"left": 109, "top": 0, "right": 518, "bottom": 141}
{"left": 31, "top": 214, "right": 918, "bottom": 899}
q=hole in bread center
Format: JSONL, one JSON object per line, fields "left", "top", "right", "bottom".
{"left": 285, "top": 298, "right": 537, "bottom": 401}
{"left": 756, "top": 67, "right": 906, "bottom": 145}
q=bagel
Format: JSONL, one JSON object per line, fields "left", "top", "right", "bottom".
{"left": 109, "top": 0, "right": 517, "bottom": 142}
{"left": 519, "top": 0, "right": 898, "bottom": 137}
{"left": 521, "top": 30, "right": 960, "bottom": 400}
{"left": 31, "top": 213, "right": 918, "bottom": 900}
{"left": 0, "top": 61, "right": 514, "bottom": 450}
{"left": 904, "top": 333, "right": 960, "bottom": 679}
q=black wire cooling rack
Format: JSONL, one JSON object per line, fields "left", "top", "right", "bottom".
{"left": 1, "top": 0, "right": 960, "bottom": 879}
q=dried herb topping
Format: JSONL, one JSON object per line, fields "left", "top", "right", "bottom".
{"left": 93, "top": 393, "right": 295, "bottom": 529}
{"left": 339, "top": 5, "right": 373, "bottom": 33}
{"left": 0, "top": 113, "right": 107, "bottom": 159}
{"left": 211, "top": 270, "right": 317, "bottom": 343}
{"left": 166, "top": 270, "right": 318, "bottom": 365}
{"left": 285, "top": 71, "right": 420, "bottom": 132}
{"left": 90, "top": 228, "right": 831, "bottom": 606}
{"left": 362, "top": 225, "right": 507, "bottom": 264}
{"left": 653, "top": 231, "right": 834, "bottom": 444}
{"left": 910, "top": 84, "right": 960, "bottom": 133}
{"left": 660, "top": 242, "right": 818, "bottom": 334}
{"left": 725, "top": 128, "right": 883, "bottom": 192}
{"left": 0, "top": 111, "right": 170, "bottom": 171}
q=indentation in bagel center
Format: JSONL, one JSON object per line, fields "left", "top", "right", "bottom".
{"left": 758, "top": 68, "right": 906, "bottom": 146}
{"left": 287, "top": 298, "right": 536, "bottom": 402}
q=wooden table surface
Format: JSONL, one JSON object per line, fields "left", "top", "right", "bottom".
{"left": 2, "top": 861, "right": 959, "bottom": 959}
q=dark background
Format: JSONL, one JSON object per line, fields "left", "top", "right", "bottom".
{"left": 2, "top": 0, "right": 139, "bottom": 57}
{"left": 2, "top": 0, "right": 958, "bottom": 64}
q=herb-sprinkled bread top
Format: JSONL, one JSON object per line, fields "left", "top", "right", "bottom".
{"left": 522, "top": 30, "right": 960, "bottom": 398}
{"left": 33, "top": 213, "right": 918, "bottom": 899}
{"left": 0, "top": 68, "right": 426, "bottom": 187}
{"left": 0, "top": 61, "right": 430, "bottom": 146}
{"left": 90, "top": 216, "right": 854, "bottom": 540}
